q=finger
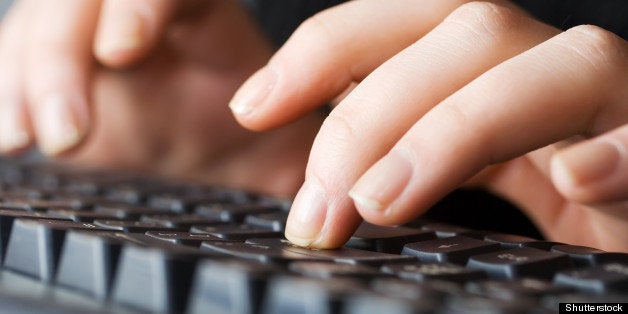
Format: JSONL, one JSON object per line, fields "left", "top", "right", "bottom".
{"left": 94, "top": 0, "right": 177, "bottom": 68}
{"left": 350, "top": 25, "right": 627, "bottom": 227}
{"left": 0, "top": 0, "right": 35, "bottom": 153}
{"left": 25, "top": 0, "right": 102, "bottom": 156}
{"left": 552, "top": 124, "right": 628, "bottom": 204}
{"left": 284, "top": 2, "right": 557, "bottom": 248}
{"left": 229, "top": 0, "right": 473, "bottom": 131}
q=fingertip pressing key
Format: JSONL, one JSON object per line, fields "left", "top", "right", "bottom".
{"left": 285, "top": 179, "right": 328, "bottom": 247}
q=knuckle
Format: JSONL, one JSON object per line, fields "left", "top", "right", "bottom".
{"left": 564, "top": 25, "right": 626, "bottom": 68}
{"left": 294, "top": 10, "right": 344, "bottom": 50}
{"left": 446, "top": 1, "right": 526, "bottom": 40}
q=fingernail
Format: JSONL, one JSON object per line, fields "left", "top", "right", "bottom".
{"left": 229, "top": 67, "right": 276, "bottom": 116}
{"left": 552, "top": 139, "right": 623, "bottom": 187}
{"left": 349, "top": 150, "right": 413, "bottom": 212}
{"left": 0, "top": 102, "right": 30, "bottom": 152}
{"left": 285, "top": 179, "right": 327, "bottom": 247}
{"left": 34, "top": 95, "right": 87, "bottom": 156}
{"left": 96, "top": 12, "right": 146, "bottom": 57}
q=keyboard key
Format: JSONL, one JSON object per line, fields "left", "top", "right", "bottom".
{"left": 262, "top": 276, "right": 363, "bottom": 314}
{"left": 188, "top": 260, "right": 279, "bottom": 314}
{"left": 443, "top": 295, "right": 538, "bottom": 314}
{"left": 402, "top": 236, "right": 502, "bottom": 264}
{"left": 551, "top": 244, "right": 628, "bottom": 267}
{"left": 381, "top": 262, "right": 487, "bottom": 283}
{"left": 194, "top": 204, "right": 279, "bottom": 223}
{"left": 553, "top": 262, "right": 628, "bottom": 293}
{"left": 94, "top": 204, "right": 174, "bottom": 219}
{"left": 93, "top": 220, "right": 183, "bottom": 232}
{"left": 47, "top": 208, "right": 121, "bottom": 222}
{"left": 140, "top": 214, "right": 226, "bottom": 229}
{"left": 344, "top": 291, "right": 439, "bottom": 314}
{"left": 484, "top": 233, "right": 560, "bottom": 250}
{"left": 465, "top": 278, "right": 573, "bottom": 300}
{"left": 190, "top": 224, "right": 282, "bottom": 241}
{"left": 420, "top": 222, "right": 486, "bottom": 239}
{"left": 467, "top": 247, "right": 572, "bottom": 279}
{"left": 145, "top": 231, "right": 228, "bottom": 246}
{"left": 345, "top": 223, "right": 436, "bottom": 254}
{"left": 3, "top": 219, "right": 109, "bottom": 281}
{"left": 244, "top": 212, "right": 288, "bottom": 231}
{"left": 111, "top": 243, "right": 216, "bottom": 313}
{"left": 288, "top": 261, "right": 383, "bottom": 280}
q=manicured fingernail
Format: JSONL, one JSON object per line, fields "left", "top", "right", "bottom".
{"left": 349, "top": 150, "right": 413, "bottom": 212}
{"left": 552, "top": 139, "right": 623, "bottom": 187}
{"left": 34, "top": 95, "right": 87, "bottom": 156}
{"left": 285, "top": 179, "right": 327, "bottom": 247}
{"left": 229, "top": 67, "right": 276, "bottom": 116}
{"left": 0, "top": 102, "right": 30, "bottom": 152}
{"left": 96, "top": 12, "right": 146, "bottom": 57}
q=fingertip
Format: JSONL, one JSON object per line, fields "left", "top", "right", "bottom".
{"left": 94, "top": 10, "right": 150, "bottom": 68}
{"left": 0, "top": 102, "right": 32, "bottom": 154}
{"left": 229, "top": 66, "right": 279, "bottom": 131}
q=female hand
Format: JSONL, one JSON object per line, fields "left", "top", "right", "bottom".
{"left": 0, "top": 0, "right": 322, "bottom": 195}
{"left": 230, "top": 0, "right": 628, "bottom": 251}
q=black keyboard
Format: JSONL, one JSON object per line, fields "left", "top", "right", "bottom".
{"left": 0, "top": 158, "right": 626, "bottom": 313}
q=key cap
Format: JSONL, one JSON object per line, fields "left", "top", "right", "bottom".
{"left": 551, "top": 244, "right": 628, "bottom": 267}
{"left": 381, "top": 262, "right": 486, "bottom": 283}
{"left": 244, "top": 212, "right": 288, "bottom": 231}
{"left": 94, "top": 204, "right": 174, "bottom": 220}
{"left": 402, "top": 236, "right": 502, "bottom": 264}
{"left": 188, "top": 259, "right": 279, "bottom": 314}
{"left": 0, "top": 209, "right": 69, "bottom": 263}
{"left": 420, "top": 222, "right": 486, "bottom": 239}
{"left": 0, "top": 198, "right": 85, "bottom": 211}
{"left": 553, "top": 262, "right": 628, "bottom": 293}
{"left": 465, "top": 278, "right": 573, "bottom": 300}
{"left": 190, "top": 224, "right": 282, "bottom": 241}
{"left": 145, "top": 231, "right": 228, "bottom": 246}
{"left": 111, "top": 243, "right": 216, "bottom": 313}
{"left": 345, "top": 223, "right": 437, "bottom": 254}
{"left": 93, "top": 220, "right": 183, "bottom": 233}
{"left": 484, "top": 233, "right": 560, "bottom": 250}
{"left": 47, "top": 208, "right": 120, "bottom": 222}
{"left": 194, "top": 204, "right": 279, "bottom": 223}
{"left": 467, "top": 247, "right": 572, "bottom": 279}
{"left": 148, "top": 194, "right": 232, "bottom": 213}
{"left": 344, "top": 291, "right": 438, "bottom": 314}
{"left": 140, "top": 214, "right": 226, "bottom": 229}
{"left": 443, "top": 295, "right": 537, "bottom": 314}
{"left": 3, "top": 219, "right": 109, "bottom": 281}
{"left": 288, "top": 261, "right": 383, "bottom": 280}
{"left": 262, "top": 276, "right": 363, "bottom": 314}
{"left": 371, "top": 278, "right": 464, "bottom": 301}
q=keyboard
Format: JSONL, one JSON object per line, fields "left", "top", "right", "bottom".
{"left": 0, "top": 157, "right": 626, "bottom": 314}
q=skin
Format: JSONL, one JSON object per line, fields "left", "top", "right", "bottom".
{"left": 1, "top": 0, "right": 627, "bottom": 252}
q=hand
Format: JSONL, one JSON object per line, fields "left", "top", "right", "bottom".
{"left": 230, "top": 0, "right": 628, "bottom": 251}
{"left": 0, "top": 0, "right": 322, "bottom": 195}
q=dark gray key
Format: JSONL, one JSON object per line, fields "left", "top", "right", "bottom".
{"left": 551, "top": 244, "right": 628, "bottom": 267}
{"left": 553, "top": 262, "right": 628, "bottom": 293}
{"left": 202, "top": 238, "right": 413, "bottom": 265}
{"left": 140, "top": 213, "right": 226, "bottom": 228}
{"left": 3, "top": 219, "right": 109, "bottom": 281}
{"left": 195, "top": 204, "right": 279, "bottom": 223}
{"left": 56, "top": 231, "right": 127, "bottom": 298}
{"left": 402, "top": 236, "right": 502, "bottom": 264}
{"left": 345, "top": 223, "right": 436, "bottom": 254}
{"left": 288, "top": 261, "right": 383, "bottom": 280}
{"left": 381, "top": 262, "right": 486, "bottom": 283}
{"left": 420, "top": 222, "right": 486, "bottom": 239}
{"left": 465, "top": 278, "right": 573, "bottom": 300}
{"left": 190, "top": 224, "right": 282, "bottom": 241}
{"left": 145, "top": 231, "right": 228, "bottom": 246}
{"left": 94, "top": 204, "right": 173, "bottom": 219}
{"left": 47, "top": 208, "right": 121, "bottom": 222}
{"left": 0, "top": 198, "right": 85, "bottom": 211}
{"left": 93, "top": 219, "right": 183, "bottom": 232}
{"left": 344, "top": 292, "right": 438, "bottom": 314}
{"left": 467, "top": 247, "right": 572, "bottom": 279}
{"left": 443, "top": 295, "right": 537, "bottom": 314}
{"left": 148, "top": 194, "right": 232, "bottom": 213}
{"left": 0, "top": 209, "right": 68, "bottom": 263}
{"left": 111, "top": 243, "right": 216, "bottom": 313}
{"left": 244, "top": 212, "right": 288, "bottom": 231}
{"left": 188, "top": 260, "right": 280, "bottom": 314}
{"left": 484, "top": 233, "right": 561, "bottom": 250}
{"left": 371, "top": 278, "right": 464, "bottom": 300}
{"left": 262, "top": 276, "right": 363, "bottom": 314}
